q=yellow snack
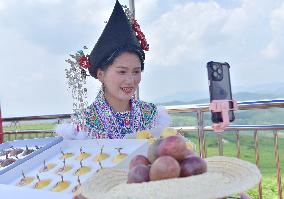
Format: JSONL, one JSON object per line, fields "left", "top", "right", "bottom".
{"left": 93, "top": 153, "right": 109, "bottom": 162}
{"left": 76, "top": 147, "right": 91, "bottom": 161}
{"left": 72, "top": 176, "right": 81, "bottom": 196}
{"left": 34, "top": 179, "right": 51, "bottom": 189}
{"left": 148, "top": 138, "right": 157, "bottom": 144}
{"left": 112, "top": 148, "right": 127, "bottom": 163}
{"left": 16, "top": 176, "right": 34, "bottom": 187}
{"left": 57, "top": 165, "right": 72, "bottom": 174}
{"left": 96, "top": 161, "right": 107, "bottom": 173}
{"left": 93, "top": 146, "right": 109, "bottom": 162}
{"left": 16, "top": 171, "right": 34, "bottom": 187}
{"left": 74, "top": 166, "right": 91, "bottom": 176}
{"left": 136, "top": 130, "right": 153, "bottom": 139}
{"left": 160, "top": 127, "right": 177, "bottom": 138}
{"left": 52, "top": 180, "right": 70, "bottom": 192}
{"left": 60, "top": 152, "right": 74, "bottom": 160}
{"left": 76, "top": 152, "right": 91, "bottom": 161}
{"left": 47, "top": 163, "right": 56, "bottom": 170}
{"left": 39, "top": 161, "right": 56, "bottom": 173}
{"left": 112, "top": 153, "right": 127, "bottom": 163}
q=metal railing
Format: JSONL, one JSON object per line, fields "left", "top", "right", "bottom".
{"left": 171, "top": 124, "right": 284, "bottom": 199}
{"left": 166, "top": 99, "right": 284, "bottom": 199}
{"left": 2, "top": 98, "right": 284, "bottom": 198}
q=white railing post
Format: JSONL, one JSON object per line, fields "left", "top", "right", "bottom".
{"left": 129, "top": 0, "right": 139, "bottom": 100}
{"left": 0, "top": 102, "right": 4, "bottom": 143}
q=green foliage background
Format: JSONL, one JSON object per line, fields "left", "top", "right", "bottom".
{"left": 170, "top": 108, "right": 284, "bottom": 199}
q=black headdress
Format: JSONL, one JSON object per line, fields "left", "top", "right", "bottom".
{"left": 88, "top": 0, "right": 148, "bottom": 78}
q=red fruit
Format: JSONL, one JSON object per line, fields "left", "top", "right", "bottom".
{"left": 182, "top": 148, "right": 196, "bottom": 159}
{"left": 129, "top": 155, "right": 151, "bottom": 170}
{"left": 149, "top": 156, "right": 180, "bottom": 181}
{"left": 180, "top": 156, "right": 207, "bottom": 177}
{"left": 147, "top": 139, "right": 162, "bottom": 163}
{"left": 127, "top": 164, "right": 150, "bottom": 184}
{"left": 158, "top": 135, "right": 187, "bottom": 161}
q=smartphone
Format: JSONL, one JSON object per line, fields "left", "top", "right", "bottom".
{"left": 207, "top": 61, "right": 235, "bottom": 123}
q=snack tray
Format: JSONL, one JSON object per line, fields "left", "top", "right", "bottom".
{"left": 0, "top": 138, "right": 147, "bottom": 197}
{"left": 0, "top": 137, "right": 63, "bottom": 175}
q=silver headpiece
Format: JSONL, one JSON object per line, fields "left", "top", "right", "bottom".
{"left": 65, "top": 47, "right": 90, "bottom": 128}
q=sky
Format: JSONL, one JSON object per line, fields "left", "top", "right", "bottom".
{"left": 0, "top": 0, "right": 284, "bottom": 117}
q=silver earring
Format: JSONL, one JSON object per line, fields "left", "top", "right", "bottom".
{"left": 101, "top": 83, "right": 105, "bottom": 92}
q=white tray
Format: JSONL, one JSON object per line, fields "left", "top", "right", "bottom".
{"left": 0, "top": 138, "right": 147, "bottom": 196}
{"left": 0, "top": 137, "right": 63, "bottom": 175}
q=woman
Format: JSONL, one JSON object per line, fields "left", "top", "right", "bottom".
{"left": 57, "top": 0, "right": 170, "bottom": 139}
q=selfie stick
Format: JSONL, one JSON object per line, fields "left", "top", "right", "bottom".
{"left": 210, "top": 100, "right": 252, "bottom": 199}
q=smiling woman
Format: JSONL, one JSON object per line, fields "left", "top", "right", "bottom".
{"left": 97, "top": 52, "right": 142, "bottom": 113}
{"left": 56, "top": 0, "right": 170, "bottom": 139}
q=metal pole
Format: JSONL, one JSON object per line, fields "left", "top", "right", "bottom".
{"left": 274, "top": 130, "right": 283, "bottom": 199}
{"left": 129, "top": 0, "right": 140, "bottom": 99}
{"left": 217, "top": 133, "right": 223, "bottom": 156}
{"left": 0, "top": 103, "right": 4, "bottom": 143}
{"left": 253, "top": 130, "right": 263, "bottom": 199}
{"left": 197, "top": 110, "right": 205, "bottom": 158}
{"left": 236, "top": 130, "right": 240, "bottom": 158}
{"left": 129, "top": 0, "right": 135, "bottom": 16}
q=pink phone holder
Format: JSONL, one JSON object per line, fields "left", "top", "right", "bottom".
{"left": 209, "top": 99, "right": 238, "bottom": 132}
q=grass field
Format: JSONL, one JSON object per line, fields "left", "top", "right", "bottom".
{"left": 2, "top": 124, "right": 284, "bottom": 198}
{"left": 3, "top": 124, "right": 56, "bottom": 141}
{"left": 186, "top": 132, "right": 284, "bottom": 199}
{"left": 4, "top": 124, "right": 56, "bottom": 131}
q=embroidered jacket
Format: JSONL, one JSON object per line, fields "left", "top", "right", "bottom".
{"left": 82, "top": 90, "right": 158, "bottom": 139}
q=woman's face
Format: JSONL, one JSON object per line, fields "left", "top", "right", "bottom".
{"left": 97, "top": 52, "right": 142, "bottom": 103}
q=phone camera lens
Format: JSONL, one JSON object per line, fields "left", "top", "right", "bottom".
{"left": 213, "top": 65, "right": 217, "bottom": 70}
{"left": 213, "top": 72, "right": 218, "bottom": 77}
{"left": 217, "top": 68, "right": 222, "bottom": 74}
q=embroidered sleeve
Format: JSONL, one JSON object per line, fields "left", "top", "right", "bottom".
{"left": 83, "top": 104, "right": 109, "bottom": 139}
{"left": 55, "top": 109, "right": 90, "bottom": 139}
{"left": 156, "top": 106, "right": 171, "bottom": 128}
{"left": 55, "top": 123, "right": 89, "bottom": 140}
{"left": 140, "top": 102, "right": 158, "bottom": 129}
{"left": 84, "top": 108, "right": 100, "bottom": 136}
